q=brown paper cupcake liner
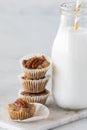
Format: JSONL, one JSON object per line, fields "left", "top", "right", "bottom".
{"left": 18, "top": 89, "right": 50, "bottom": 105}
{"left": 18, "top": 74, "right": 50, "bottom": 93}
{"left": 19, "top": 54, "right": 51, "bottom": 79}
{"left": 8, "top": 105, "right": 35, "bottom": 120}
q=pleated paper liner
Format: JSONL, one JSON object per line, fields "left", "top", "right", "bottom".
{"left": 18, "top": 89, "right": 50, "bottom": 105}
{"left": 7, "top": 103, "right": 49, "bottom": 122}
{"left": 18, "top": 74, "right": 50, "bottom": 93}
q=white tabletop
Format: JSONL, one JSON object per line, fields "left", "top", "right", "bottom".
{"left": 0, "top": 0, "right": 87, "bottom": 130}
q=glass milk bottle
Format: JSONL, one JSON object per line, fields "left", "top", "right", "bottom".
{"left": 52, "top": 2, "right": 87, "bottom": 109}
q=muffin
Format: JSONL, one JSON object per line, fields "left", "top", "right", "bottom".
{"left": 18, "top": 89, "right": 50, "bottom": 105}
{"left": 20, "top": 54, "right": 51, "bottom": 79}
{"left": 19, "top": 73, "right": 50, "bottom": 93}
{"left": 7, "top": 98, "right": 36, "bottom": 120}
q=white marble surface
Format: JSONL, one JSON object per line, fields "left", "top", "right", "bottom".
{"left": 1, "top": 96, "right": 87, "bottom": 130}
{"left": 0, "top": 0, "right": 87, "bottom": 130}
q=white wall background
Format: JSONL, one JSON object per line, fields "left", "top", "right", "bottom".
{"left": 0, "top": 0, "right": 75, "bottom": 104}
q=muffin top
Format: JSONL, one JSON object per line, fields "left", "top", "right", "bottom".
{"left": 8, "top": 98, "right": 35, "bottom": 112}
{"left": 22, "top": 55, "right": 50, "bottom": 69}
{"left": 20, "top": 89, "right": 49, "bottom": 96}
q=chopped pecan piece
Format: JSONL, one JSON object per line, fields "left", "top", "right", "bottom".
{"left": 14, "top": 98, "right": 28, "bottom": 108}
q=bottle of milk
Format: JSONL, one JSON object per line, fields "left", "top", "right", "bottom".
{"left": 52, "top": 2, "right": 87, "bottom": 109}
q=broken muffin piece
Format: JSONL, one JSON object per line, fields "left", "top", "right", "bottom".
{"left": 7, "top": 98, "right": 36, "bottom": 120}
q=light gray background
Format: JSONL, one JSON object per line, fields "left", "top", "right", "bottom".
{"left": 0, "top": 0, "right": 87, "bottom": 130}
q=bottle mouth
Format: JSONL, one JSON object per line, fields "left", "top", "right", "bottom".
{"left": 61, "top": 2, "right": 87, "bottom": 15}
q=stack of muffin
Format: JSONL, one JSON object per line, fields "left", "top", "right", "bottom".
{"left": 18, "top": 54, "right": 51, "bottom": 105}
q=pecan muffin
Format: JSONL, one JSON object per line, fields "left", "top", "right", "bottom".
{"left": 20, "top": 54, "right": 51, "bottom": 79}
{"left": 8, "top": 98, "right": 36, "bottom": 120}
{"left": 19, "top": 73, "right": 50, "bottom": 93}
{"left": 22, "top": 55, "right": 50, "bottom": 69}
{"left": 18, "top": 89, "right": 50, "bottom": 105}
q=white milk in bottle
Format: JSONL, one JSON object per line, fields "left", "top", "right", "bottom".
{"left": 52, "top": 2, "right": 87, "bottom": 109}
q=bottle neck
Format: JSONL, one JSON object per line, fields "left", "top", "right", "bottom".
{"left": 59, "top": 13, "right": 80, "bottom": 30}
{"left": 59, "top": 12, "right": 87, "bottom": 30}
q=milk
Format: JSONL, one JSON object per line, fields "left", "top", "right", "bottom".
{"left": 52, "top": 27, "right": 87, "bottom": 109}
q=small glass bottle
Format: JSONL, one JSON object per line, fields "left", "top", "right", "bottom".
{"left": 52, "top": 2, "right": 87, "bottom": 109}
